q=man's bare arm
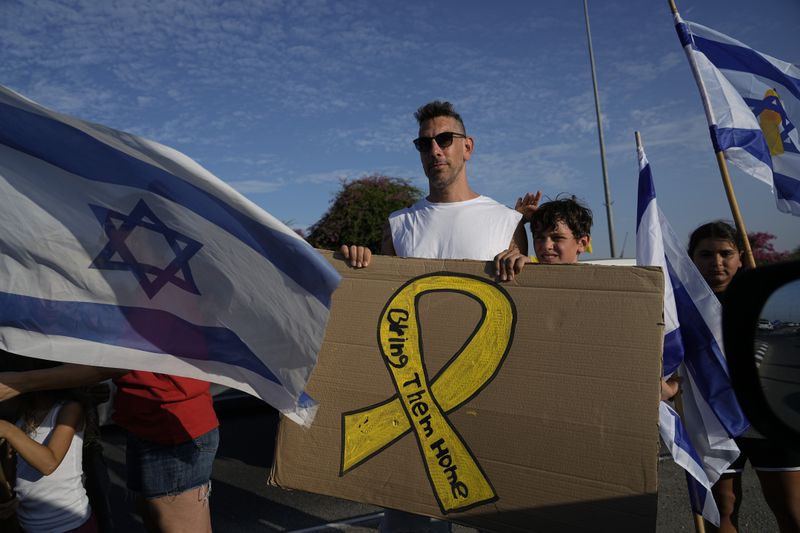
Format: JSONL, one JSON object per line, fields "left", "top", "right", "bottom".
{"left": 493, "top": 217, "right": 531, "bottom": 282}
{"left": 510, "top": 220, "right": 528, "bottom": 256}
{"left": 380, "top": 222, "right": 397, "bottom": 256}
{"left": 0, "top": 364, "right": 126, "bottom": 402}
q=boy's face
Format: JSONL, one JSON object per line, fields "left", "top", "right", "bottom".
{"left": 533, "top": 220, "right": 589, "bottom": 264}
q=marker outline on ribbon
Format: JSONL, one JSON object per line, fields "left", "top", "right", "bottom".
{"left": 339, "top": 272, "right": 516, "bottom": 513}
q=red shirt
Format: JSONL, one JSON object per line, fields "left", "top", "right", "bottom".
{"left": 112, "top": 371, "right": 218, "bottom": 445}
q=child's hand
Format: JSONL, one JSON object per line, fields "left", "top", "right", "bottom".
{"left": 660, "top": 375, "right": 681, "bottom": 401}
{"left": 494, "top": 249, "right": 529, "bottom": 282}
{"left": 515, "top": 191, "right": 542, "bottom": 223}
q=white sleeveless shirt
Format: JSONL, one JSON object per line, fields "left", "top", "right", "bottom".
{"left": 15, "top": 402, "right": 91, "bottom": 533}
{"left": 388, "top": 196, "right": 522, "bottom": 260}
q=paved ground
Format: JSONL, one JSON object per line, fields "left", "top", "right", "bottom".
{"left": 100, "top": 398, "right": 779, "bottom": 532}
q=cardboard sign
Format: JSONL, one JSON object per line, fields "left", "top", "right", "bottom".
{"left": 270, "top": 252, "right": 664, "bottom": 532}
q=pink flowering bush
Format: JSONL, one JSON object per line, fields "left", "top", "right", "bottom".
{"left": 748, "top": 232, "right": 791, "bottom": 265}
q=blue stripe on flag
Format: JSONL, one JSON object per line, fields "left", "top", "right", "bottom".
{"left": 685, "top": 474, "right": 708, "bottom": 517}
{"left": 691, "top": 33, "right": 800, "bottom": 102}
{"left": 669, "top": 405, "right": 705, "bottom": 467}
{"left": 675, "top": 21, "right": 693, "bottom": 48}
{"left": 636, "top": 161, "right": 656, "bottom": 229}
{"left": 665, "top": 261, "right": 749, "bottom": 438}
{"left": 0, "top": 102, "right": 338, "bottom": 308}
{"left": 712, "top": 126, "right": 772, "bottom": 166}
{"left": 775, "top": 171, "right": 800, "bottom": 204}
{"left": 662, "top": 328, "right": 685, "bottom": 377}
{"left": 662, "top": 403, "right": 713, "bottom": 518}
{"left": 0, "top": 291, "right": 283, "bottom": 386}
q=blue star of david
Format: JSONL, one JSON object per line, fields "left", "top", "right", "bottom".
{"left": 90, "top": 199, "right": 203, "bottom": 299}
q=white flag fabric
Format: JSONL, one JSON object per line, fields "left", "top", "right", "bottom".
{"left": 636, "top": 141, "right": 749, "bottom": 525}
{"left": 675, "top": 14, "right": 800, "bottom": 216}
{"left": 0, "top": 84, "right": 340, "bottom": 426}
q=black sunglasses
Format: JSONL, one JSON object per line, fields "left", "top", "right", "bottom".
{"left": 412, "top": 131, "right": 467, "bottom": 152}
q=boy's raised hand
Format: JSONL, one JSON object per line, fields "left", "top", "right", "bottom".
{"left": 339, "top": 244, "right": 372, "bottom": 268}
{"left": 515, "top": 191, "right": 542, "bottom": 223}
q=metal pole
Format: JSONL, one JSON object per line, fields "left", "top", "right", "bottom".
{"left": 584, "top": 0, "right": 617, "bottom": 258}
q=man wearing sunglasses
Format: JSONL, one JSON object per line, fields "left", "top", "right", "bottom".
{"left": 341, "top": 100, "right": 527, "bottom": 271}
{"left": 341, "top": 101, "right": 527, "bottom": 533}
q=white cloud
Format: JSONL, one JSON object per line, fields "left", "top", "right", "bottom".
{"left": 611, "top": 51, "right": 684, "bottom": 86}
{"left": 226, "top": 179, "right": 285, "bottom": 194}
{"left": 472, "top": 142, "right": 584, "bottom": 194}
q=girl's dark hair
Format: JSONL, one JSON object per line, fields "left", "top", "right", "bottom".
{"left": 688, "top": 220, "right": 742, "bottom": 258}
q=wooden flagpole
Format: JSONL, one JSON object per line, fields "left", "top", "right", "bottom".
{"left": 668, "top": 0, "right": 756, "bottom": 270}
{"left": 712, "top": 152, "right": 757, "bottom": 269}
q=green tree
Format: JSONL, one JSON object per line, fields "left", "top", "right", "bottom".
{"left": 307, "top": 175, "right": 423, "bottom": 252}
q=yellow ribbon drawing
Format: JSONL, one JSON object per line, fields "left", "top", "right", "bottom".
{"left": 340, "top": 273, "right": 516, "bottom": 513}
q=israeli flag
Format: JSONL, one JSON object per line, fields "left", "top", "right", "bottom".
{"left": 0, "top": 85, "right": 340, "bottom": 426}
{"left": 675, "top": 14, "right": 800, "bottom": 216}
{"left": 635, "top": 141, "right": 749, "bottom": 525}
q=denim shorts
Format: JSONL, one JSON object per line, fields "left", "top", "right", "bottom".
{"left": 125, "top": 427, "right": 219, "bottom": 499}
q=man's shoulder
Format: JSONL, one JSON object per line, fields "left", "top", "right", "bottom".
{"left": 388, "top": 198, "right": 428, "bottom": 220}
{"left": 472, "top": 195, "right": 522, "bottom": 221}
{"left": 388, "top": 195, "right": 519, "bottom": 221}
{"left": 474, "top": 195, "right": 514, "bottom": 210}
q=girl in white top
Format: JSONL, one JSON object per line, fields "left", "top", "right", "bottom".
{"left": 0, "top": 385, "right": 94, "bottom": 533}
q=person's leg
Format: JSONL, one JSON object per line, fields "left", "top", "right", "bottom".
{"left": 742, "top": 435, "right": 800, "bottom": 533}
{"left": 137, "top": 482, "right": 212, "bottom": 533}
{"left": 754, "top": 470, "right": 800, "bottom": 533}
{"left": 706, "top": 473, "right": 743, "bottom": 533}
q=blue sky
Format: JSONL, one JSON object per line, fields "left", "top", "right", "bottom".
{"left": 2, "top": 0, "right": 798, "bottom": 258}
{"left": 762, "top": 279, "right": 800, "bottom": 322}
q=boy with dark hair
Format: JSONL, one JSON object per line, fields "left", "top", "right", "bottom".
{"left": 495, "top": 195, "right": 592, "bottom": 279}
{"left": 531, "top": 196, "right": 592, "bottom": 264}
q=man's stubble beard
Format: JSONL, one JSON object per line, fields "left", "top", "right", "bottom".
{"left": 426, "top": 161, "right": 464, "bottom": 195}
